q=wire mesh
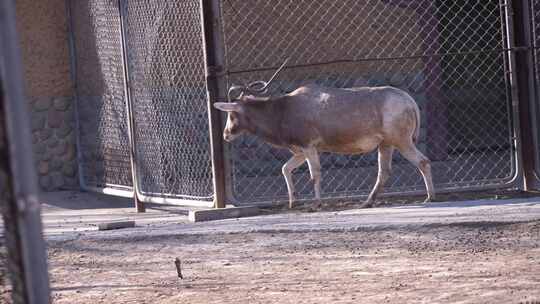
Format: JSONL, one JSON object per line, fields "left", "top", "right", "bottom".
{"left": 219, "top": 0, "right": 516, "bottom": 204}
{"left": 0, "top": 234, "right": 7, "bottom": 304}
{"left": 70, "top": 0, "right": 133, "bottom": 190}
{"left": 0, "top": 170, "right": 24, "bottom": 304}
{"left": 531, "top": 0, "right": 540, "bottom": 179}
{"left": 0, "top": 110, "right": 21, "bottom": 304}
{"left": 122, "top": 0, "right": 214, "bottom": 200}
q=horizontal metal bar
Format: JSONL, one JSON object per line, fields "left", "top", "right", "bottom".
{"left": 82, "top": 185, "right": 134, "bottom": 198}
{"left": 226, "top": 46, "right": 537, "bottom": 76}
{"left": 229, "top": 154, "right": 521, "bottom": 206}
{"left": 233, "top": 176, "right": 521, "bottom": 207}
{"left": 82, "top": 185, "right": 214, "bottom": 207}
{"left": 138, "top": 193, "right": 214, "bottom": 208}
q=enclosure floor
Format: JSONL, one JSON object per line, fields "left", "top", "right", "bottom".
{"left": 45, "top": 222, "right": 540, "bottom": 304}
{"left": 36, "top": 191, "right": 196, "bottom": 237}
{"left": 3, "top": 191, "right": 540, "bottom": 303}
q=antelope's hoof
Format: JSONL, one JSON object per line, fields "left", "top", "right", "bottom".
{"left": 306, "top": 201, "right": 323, "bottom": 212}
{"left": 423, "top": 196, "right": 435, "bottom": 204}
{"left": 359, "top": 201, "right": 373, "bottom": 209}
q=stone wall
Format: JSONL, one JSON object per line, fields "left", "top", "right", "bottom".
{"left": 16, "top": 0, "right": 78, "bottom": 191}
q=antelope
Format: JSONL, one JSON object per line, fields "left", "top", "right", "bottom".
{"left": 214, "top": 61, "right": 435, "bottom": 208}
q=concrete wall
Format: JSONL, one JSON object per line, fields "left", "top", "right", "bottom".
{"left": 16, "top": 0, "right": 78, "bottom": 191}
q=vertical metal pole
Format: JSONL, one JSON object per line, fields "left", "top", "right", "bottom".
{"left": 527, "top": 0, "right": 540, "bottom": 186}
{"left": 503, "top": 0, "right": 525, "bottom": 188}
{"left": 199, "top": 0, "right": 227, "bottom": 208}
{"left": 64, "top": 0, "right": 87, "bottom": 191}
{"left": 117, "top": 0, "right": 145, "bottom": 212}
{"left": 508, "top": 0, "right": 537, "bottom": 189}
{"left": 0, "top": 0, "right": 51, "bottom": 302}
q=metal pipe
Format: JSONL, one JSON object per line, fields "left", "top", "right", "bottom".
{"left": 502, "top": 0, "right": 525, "bottom": 190}
{"left": 199, "top": 0, "right": 228, "bottom": 208}
{"left": 64, "top": 0, "right": 87, "bottom": 191}
{"left": 0, "top": 0, "right": 51, "bottom": 301}
{"left": 514, "top": 0, "right": 540, "bottom": 189}
{"left": 117, "top": 0, "right": 145, "bottom": 212}
{"left": 507, "top": 0, "right": 535, "bottom": 190}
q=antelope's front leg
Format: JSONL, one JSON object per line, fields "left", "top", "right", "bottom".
{"left": 282, "top": 154, "right": 306, "bottom": 208}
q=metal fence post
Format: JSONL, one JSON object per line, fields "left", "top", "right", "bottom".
{"left": 117, "top": 0, "right": 145, "bottom": 212}
{"left": 508, "top": 0, "right": 537, "bottom": 190}
{"left": 0, "top": 0, "right": 51, "bottom": 302}
{"left": 199, "top": 0, "right": 227, "bottom": 208}
{"left": 501, "top": 0, "right": 525, "bottom": 189}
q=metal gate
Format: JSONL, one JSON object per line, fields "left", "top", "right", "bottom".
{"left": 220, "top": 0, "right": 519, "bottom": 204}
{"left": 68, "top": 0, "right": 214, "bottom": 206}
{"left": 68, "top": 0, "right": 522, "bottom": 207}
{"left": 121, "top": 0, "right": 214, "bottom": 202}
{"left": 68, "top": 0, "right": 133, "bottom": 194}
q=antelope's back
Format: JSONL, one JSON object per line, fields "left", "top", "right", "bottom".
{"left": 280, "top": 85, "right": 418, "bottom": 151}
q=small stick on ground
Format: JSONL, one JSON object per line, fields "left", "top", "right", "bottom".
{"left": 175, "top": 257, "right": 183, "bottom": 279}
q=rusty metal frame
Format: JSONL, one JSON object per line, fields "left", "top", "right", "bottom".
{"left": 0, "top": 0, "right": 51, "bottom": 301}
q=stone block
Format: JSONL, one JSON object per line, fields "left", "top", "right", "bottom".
{"left": 47, "top": 109, "right": 64, "bottom": 128}
{"left": 98, "top": 221, "right": 135, "bottom": 231}
{"left": 53, "top": 142, "right": 68, "bottom": 156}
{"left": 56, "top": 124, "right": 73, "bottom": 139}
{"left": 38, "top": 161, "right": 49, "bottom": 175}
{"left": 32, "top": 133, "right": 40, "bottom": 144}
{"left": 40, "top": 149, "right": 53, "bottom": 161}
{"left": 33, "top": 143, "right": 46, "bottom": 156}
{"left": 189, "top": 206, "right": 260, "bottom": 222}
{"left": 64, "top": 144, "right": 77, "bottom": 161}
{"left": 39, "top": 175, "right": 52, "bottom": 190}
{"left": 33, "top": 97, "right": 51, "bottom": 112}
{"left": 50, "top": 159, "right": 63, "bottom": 171}
{"left": 39, "top": 127, "right": 53, "bottom": 141}
{"left": 63, "top": 110, "right": 75, "bottom": 124}
{"left": 63, "top": 177, "right": 79, "bottom": 189}
{"left": 50, "top": 172, "right": 64, "bottom": 189}
{"left": 31, "top": 113, "right": 46, "bottom": 131}
{"left": 47, "top": 138, "right": 59, "bottom": 148}
{"left": 62, "top": 162, "right": 77, "bottom": 177}
{"left": 53, "top": 96, "right": 71, "bottom": 111}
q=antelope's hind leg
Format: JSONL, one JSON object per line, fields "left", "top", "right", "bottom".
{"left": 396, "top": 142, "right": 435, "bottom": 203}
{"left": 362, "top": 144, "right": 394, "bottom": 208}
{"left": 304, "top": 147, "right": 322, "bottom": 210}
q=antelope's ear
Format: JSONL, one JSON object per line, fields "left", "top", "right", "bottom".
{"left": 214, "top": 102, "right": 242, "bottom": 112}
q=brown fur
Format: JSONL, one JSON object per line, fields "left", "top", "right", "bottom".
{"left": 214, "top": 84, "right": 435, "bottom": 208}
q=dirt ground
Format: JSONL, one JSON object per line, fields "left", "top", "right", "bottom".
{"left": 43, "top": 220, "right": 540, "bottom": 304}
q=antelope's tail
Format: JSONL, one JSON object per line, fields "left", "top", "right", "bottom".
{"left": 412, "top": 104, "right": 421, "bottom": 144}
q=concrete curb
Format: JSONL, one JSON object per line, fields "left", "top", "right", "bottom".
{"left": 188, "top": 206, "right": 260, "bottom": 222}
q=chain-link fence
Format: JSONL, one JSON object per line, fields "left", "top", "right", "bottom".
{"left": 219, "top": 0, "right": 517, "bottom": 204}
{"left": 69, "top": 0, "right": 133, "bottom": 192}
{"left": 68, "top": 0, "right": 523, "bottom": 206}
{"left": 530, "top": 0, "right": 540, "bottom": 181}
{"left": 122, "top": 0, "right": 214, "bottom": 200}
{"left": 69, "top": 0, "right": 214, "bottom": 203}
